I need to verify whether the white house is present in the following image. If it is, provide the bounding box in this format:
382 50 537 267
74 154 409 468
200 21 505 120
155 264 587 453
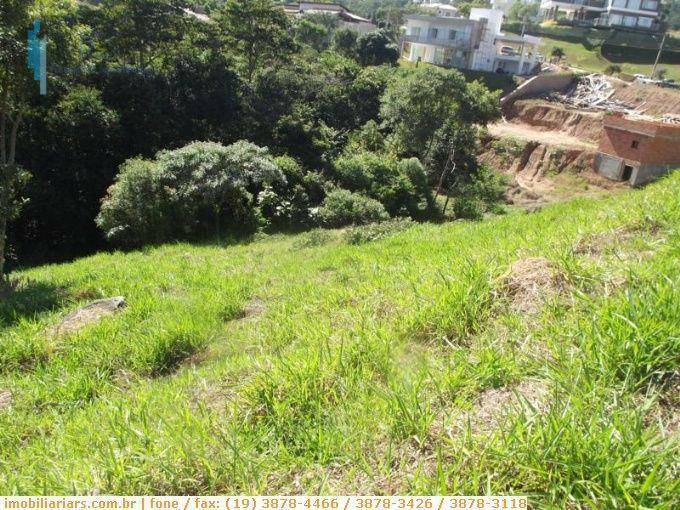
401 8 542 75
539 0 660 31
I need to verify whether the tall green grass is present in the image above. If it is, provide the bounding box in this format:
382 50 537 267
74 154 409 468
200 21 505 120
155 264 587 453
0 172 678 505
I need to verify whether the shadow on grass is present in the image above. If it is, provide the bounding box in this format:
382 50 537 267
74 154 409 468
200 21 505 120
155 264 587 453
0 279 67 329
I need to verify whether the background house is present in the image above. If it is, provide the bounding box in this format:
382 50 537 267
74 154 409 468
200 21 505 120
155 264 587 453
401 8 541 75
539 0 661 31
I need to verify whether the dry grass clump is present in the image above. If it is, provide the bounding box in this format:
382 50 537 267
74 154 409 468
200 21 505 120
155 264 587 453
573 221 663 257
644 384 680 438
233 298 266 321
452 379 550 435
501 258 568 314
0 389 12 411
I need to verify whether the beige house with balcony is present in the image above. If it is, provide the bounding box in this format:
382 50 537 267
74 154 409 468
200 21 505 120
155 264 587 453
401 8 541 75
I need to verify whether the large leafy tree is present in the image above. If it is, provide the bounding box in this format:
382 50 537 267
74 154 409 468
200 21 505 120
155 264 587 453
92 0 189 69
508 0 540 22
380 67 500 186
0 0 81 280
356 30 400 67
381 67 499 157
216 0 296 82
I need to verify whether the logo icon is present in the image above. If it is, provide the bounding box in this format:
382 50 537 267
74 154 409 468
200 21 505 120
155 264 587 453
28 20 47 95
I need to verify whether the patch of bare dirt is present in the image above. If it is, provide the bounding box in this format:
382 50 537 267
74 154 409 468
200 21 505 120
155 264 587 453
47 297 126 337
488 120 598 150
501 258 569 315
479 132 622 212
0 389 12 411
234 298 266 321
651 402 680 438
453 379 550 436
643 380 680 438
611 80 680 117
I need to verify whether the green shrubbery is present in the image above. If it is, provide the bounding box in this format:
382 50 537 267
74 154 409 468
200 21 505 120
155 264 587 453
452 165 508 220
332 152 435 219
97 141 285 246
258 156 326 230
314 189 389 228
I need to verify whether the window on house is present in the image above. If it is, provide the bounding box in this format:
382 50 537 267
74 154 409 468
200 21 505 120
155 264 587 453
637 17 653 28
613 0 626 7
642 0 658 10
411 27 421 37
428 28 439 39
609 14 623 25
631 140 639 149
624 16 637 27
449 29 457 40
627 0 641 10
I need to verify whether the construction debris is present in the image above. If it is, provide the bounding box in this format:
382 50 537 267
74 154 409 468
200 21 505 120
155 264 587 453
551 74 642 115
659 114 680 125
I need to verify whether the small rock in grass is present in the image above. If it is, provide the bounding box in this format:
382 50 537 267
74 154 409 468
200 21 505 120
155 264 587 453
48 297 126 336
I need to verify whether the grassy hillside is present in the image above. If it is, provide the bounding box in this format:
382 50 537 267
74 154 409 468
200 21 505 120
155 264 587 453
1 172 679 504
537 34 680 80
503 23 680 80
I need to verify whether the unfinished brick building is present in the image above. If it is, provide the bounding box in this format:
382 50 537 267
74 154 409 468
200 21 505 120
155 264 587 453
595 114 680 186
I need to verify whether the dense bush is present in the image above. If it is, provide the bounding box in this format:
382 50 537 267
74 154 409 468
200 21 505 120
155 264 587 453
314 189 389 228
452 165 507 220
356 30 400 66
332 152 435 219
258 156 326 230
331 27 358 58
95 159 168 247
6 0 506 270
97 141 285 246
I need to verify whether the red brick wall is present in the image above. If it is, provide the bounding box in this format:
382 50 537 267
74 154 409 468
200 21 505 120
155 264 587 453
599 118 680 166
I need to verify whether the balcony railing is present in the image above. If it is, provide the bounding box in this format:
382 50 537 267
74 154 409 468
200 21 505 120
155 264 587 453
547 0 606 7
402 34 466 48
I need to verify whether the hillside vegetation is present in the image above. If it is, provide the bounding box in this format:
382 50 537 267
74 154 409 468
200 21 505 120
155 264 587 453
1 171 678 504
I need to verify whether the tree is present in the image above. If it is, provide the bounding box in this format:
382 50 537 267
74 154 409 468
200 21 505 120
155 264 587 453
217 0 296 82
508 0 539 23
0 0 82 281
332 27 359 58
294 18 329 51
93 0 189 69
380 67 500 194
380 67 499 158
356 30 400 66
12 87 121 265
551 46 565 63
